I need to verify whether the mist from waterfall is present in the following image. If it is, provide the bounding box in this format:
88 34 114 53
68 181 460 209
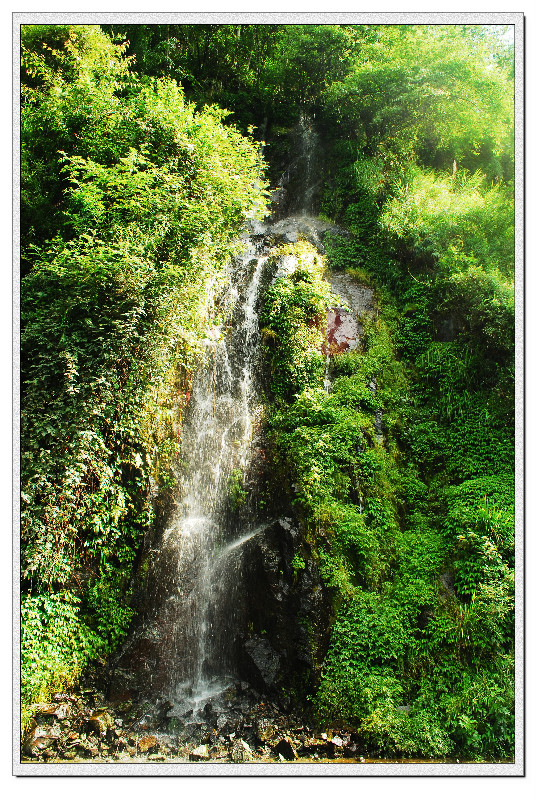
115 113 328 716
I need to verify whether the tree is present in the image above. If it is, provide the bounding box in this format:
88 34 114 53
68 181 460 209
323 25 514 178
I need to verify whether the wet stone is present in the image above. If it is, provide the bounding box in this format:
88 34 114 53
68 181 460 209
203 702 218 727
87 711 113 737
243 636 281 689
75 737 98 757
302 737 330 755
189 744 210 761
230 738 253 763
273 737 298 761
138 734 158 753
20 680 371 765
331 735 344 748
218 716 241 736
37 702 71 720
255 719 275 743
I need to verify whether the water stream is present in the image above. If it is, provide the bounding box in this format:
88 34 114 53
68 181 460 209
157 241 269 710
299 113 321 214
117 112 328 716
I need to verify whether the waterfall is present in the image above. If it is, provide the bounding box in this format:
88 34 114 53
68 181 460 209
153 240 269 709
323 324 332 394
115 114 332 717
299 113 320 214
282 112 322 217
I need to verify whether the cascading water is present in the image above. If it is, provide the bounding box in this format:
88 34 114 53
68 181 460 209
161 115 332 710
299 113 320 214
115 112 335 719
154 241 270 712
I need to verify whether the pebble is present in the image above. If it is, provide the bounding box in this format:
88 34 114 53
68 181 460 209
138 735 158 753
22 687 365 765
189 744 210 761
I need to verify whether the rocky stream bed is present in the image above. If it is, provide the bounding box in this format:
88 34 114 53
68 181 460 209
22 681 374 765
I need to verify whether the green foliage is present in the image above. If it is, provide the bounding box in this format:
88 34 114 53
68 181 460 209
85 571 137 652
447 265 514 357
21 25 267 267
445 475 514 601
266 220 513 760
21 592 102 705
291 552 306 577
20 25 134 269
261 25 365 115
327 591 410 670
261 241 331 400
228 468 248 511
444 660 515 759
323 25 513 178
20 22 515 761
103 24 366 128
378 168 514 379
20 24 268 707
322 233 365 273
381 167 514 278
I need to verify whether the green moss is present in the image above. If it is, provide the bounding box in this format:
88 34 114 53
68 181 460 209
228 468 248 511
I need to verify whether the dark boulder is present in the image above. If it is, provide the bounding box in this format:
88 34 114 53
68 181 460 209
242 636 281 691
273 736 298 761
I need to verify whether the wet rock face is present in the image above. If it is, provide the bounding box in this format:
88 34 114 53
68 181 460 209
327 273 376 354
107 215 336 713
327 309 361 353
238 518 331 699
267 215 348 254
102 220 376 722
268 115 325 220
329 274 375 316
242 636 281 689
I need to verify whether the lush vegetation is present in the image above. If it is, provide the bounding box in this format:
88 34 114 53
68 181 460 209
20 24 267 709
20 23 515 761
256 24 515 761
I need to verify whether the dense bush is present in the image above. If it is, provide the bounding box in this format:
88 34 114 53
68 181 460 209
264 163 514 761
20 24 267 707
260 241 332 400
